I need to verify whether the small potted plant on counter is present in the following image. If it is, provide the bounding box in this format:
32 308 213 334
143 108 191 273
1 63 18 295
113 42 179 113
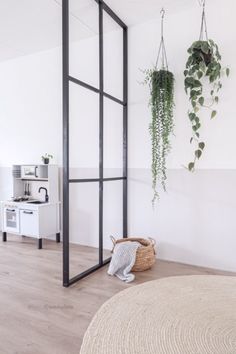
41 153 53 165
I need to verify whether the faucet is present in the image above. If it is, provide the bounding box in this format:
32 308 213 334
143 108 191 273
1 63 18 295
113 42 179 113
38 187 49 202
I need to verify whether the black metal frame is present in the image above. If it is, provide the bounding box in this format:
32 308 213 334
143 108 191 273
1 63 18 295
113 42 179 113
62 0 128 287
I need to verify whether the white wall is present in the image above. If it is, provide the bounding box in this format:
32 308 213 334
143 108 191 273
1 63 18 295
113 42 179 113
127 0 236 272
0 47 62 167
0 0 236 272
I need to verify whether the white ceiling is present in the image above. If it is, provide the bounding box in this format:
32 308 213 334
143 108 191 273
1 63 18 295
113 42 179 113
0 0 194 62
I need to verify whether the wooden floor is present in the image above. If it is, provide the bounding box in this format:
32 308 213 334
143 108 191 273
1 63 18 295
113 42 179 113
0 235 235 354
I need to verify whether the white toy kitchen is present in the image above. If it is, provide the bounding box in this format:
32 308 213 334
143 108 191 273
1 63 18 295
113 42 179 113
1 164 60 249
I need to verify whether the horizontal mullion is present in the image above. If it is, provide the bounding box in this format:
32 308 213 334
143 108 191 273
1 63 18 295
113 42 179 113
104 177 126 182
69 76 125 106
69 177 126 183
69 76 99 93
103 92 125 106
69 178 100 183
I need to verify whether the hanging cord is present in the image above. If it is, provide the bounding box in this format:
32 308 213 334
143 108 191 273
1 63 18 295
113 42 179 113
155 8 168 70
199 0 209 41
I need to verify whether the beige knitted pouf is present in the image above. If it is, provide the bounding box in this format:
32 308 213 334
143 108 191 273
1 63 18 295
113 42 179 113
80 275 236 354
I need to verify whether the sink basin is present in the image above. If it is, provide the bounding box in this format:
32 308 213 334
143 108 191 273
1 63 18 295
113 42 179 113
27 201 46 204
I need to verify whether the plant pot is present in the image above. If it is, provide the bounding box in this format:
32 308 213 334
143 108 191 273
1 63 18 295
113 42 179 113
43 158 49 164
193 47 212 66
152 69 173 90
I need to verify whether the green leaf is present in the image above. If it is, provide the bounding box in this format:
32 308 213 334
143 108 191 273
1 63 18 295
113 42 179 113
201 41 210 54
184 70 189 77
188 162 195 171
209 75 215 83
191 100 196 108
195 149 202 159
190 137 193 144
189 67 195 76
199 97 204 106
190 90 198 98
226 68 230 77
188 112 196 121
185 77 195 87
196 132 200 138
192 41 202 49
199 142 205 150
186 57 193 68
209 39 215 47
193 79 202 88
199 61 206 72
211 110 217 119
197 71 203 79
194 116 200 124
215 96 219 103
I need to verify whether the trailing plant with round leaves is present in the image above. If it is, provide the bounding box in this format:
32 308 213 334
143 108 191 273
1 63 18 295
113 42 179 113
184 39 230 171
144 69 174 204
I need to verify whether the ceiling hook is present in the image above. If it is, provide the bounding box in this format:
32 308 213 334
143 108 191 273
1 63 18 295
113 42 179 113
160 8 165 19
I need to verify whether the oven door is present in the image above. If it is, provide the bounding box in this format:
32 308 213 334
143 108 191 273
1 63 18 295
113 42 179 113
3 207 20 233
21 165 47 179
21 165 38 179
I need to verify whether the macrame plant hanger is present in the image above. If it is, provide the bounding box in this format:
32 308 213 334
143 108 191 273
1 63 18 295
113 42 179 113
199 0 209 41
155 8 168 71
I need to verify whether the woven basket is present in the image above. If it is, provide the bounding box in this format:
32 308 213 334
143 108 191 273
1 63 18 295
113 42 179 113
110 236 156 272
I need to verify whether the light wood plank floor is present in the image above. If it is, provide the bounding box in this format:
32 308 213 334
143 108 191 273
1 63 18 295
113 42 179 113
0 235 235 354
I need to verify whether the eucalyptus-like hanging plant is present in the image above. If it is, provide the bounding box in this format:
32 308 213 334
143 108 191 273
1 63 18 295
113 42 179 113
185 2 229 171
144 9 175 205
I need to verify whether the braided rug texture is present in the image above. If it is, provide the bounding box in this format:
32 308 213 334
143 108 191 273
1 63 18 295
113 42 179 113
80 275 236 354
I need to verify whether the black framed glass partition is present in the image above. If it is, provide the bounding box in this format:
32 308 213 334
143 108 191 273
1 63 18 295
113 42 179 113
62 0 128 287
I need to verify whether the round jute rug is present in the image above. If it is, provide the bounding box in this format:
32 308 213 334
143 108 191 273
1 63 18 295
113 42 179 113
80 275 236 354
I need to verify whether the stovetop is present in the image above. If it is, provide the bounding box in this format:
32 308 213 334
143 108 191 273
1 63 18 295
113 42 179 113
11 196 30 202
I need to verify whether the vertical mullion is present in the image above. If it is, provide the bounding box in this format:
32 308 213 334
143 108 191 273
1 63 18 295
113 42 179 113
62 0 70 287
123 27 128 238
99 1 104 265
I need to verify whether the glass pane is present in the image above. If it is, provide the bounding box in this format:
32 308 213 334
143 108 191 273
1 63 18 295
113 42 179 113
69 82 99 179
69 182 99 279
103 181 123 261
103 98 123 178
69 0 99 88
103 12 123 100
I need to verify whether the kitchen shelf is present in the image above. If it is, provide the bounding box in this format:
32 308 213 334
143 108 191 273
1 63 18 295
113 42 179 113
20 178 49 181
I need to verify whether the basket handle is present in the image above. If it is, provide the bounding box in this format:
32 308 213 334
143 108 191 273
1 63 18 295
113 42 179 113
110 235 117 253
148 237 157 254
148 237 156 247
110 235 117 246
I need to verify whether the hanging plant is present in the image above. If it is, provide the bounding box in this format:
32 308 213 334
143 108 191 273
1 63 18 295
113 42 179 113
144 9 175 205
185 0 230 171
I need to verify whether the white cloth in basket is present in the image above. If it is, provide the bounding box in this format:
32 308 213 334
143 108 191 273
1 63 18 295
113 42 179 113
107 241 140 283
